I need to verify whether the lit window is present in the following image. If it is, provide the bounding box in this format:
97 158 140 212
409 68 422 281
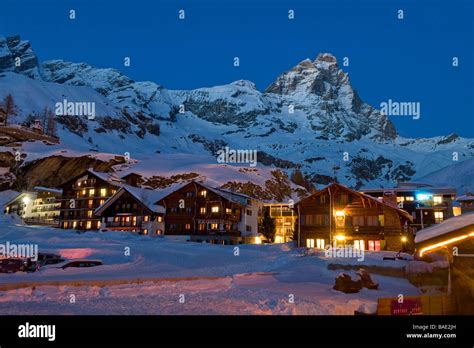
434 211 444 223
185 223 191 230
405 196 414 201
87 210 93 218
306 239 315 248
125 216 130 222
226 208 232 214
99 199 105 205
156 229 162 235
157 216 163 222
100 188 107 197
397 196 405 203
86 221 92 229
368 240 381 251
200 190 207 197
82 189 86 196
143 229 148 235
144 216 149 222
200 207 206 214
89 189 95 197
433 196 443 204
88 199 93 207
72 221 77 229
211 206 219 213
210 223 218 230
198 223 205 231
132 216 137 226
316 239 325 249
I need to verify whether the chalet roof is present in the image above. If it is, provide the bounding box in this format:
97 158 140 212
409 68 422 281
456 194 474 202
295 182 413 221
3 191 37 207
415 212 474 244
33 186 63 195
60 168 125 188
154 181 252 206
94 185 165 216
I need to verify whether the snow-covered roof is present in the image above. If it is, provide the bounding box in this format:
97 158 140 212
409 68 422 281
3 191 37 207
94 185 165 215
415 212 474 244
86 169 124 187
456 194 474 202
199 183 249 206
33 186 63 194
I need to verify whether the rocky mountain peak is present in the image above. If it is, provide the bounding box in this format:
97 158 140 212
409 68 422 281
0 35 41 79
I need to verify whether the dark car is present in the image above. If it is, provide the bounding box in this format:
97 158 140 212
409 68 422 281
0 258 27 273
56 259 103 269
37 253 63 266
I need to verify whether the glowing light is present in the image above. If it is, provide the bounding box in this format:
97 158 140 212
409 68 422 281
419 232 474 257
22 196 30 204
335 210 345 217
416 193 432 201
335 235 346 241
255 236 262 244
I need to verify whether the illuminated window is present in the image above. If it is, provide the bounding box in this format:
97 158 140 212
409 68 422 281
199 190 207 197
156 229 162 235
88 199 93 207
210 223 218 230
100 188 107 197
157 216 163 222
306 239 315 248
114 216 119 222
99 199 105 205
63 222 68 228
72 221 77 229
198 223 205 231
434 211 444 223
368 240 381 251
89 189 95 197
143 229 148 235
132 216 137 226
200 207 206 214
82 189 86 196
316 239 325 249
405 196 414 201
144 216 149 222
226 208 232 214
185 223 191 230
354 240 365 250
211 206 219 213
125 216 130 222
87 210 93 218
397 196 405 203
86 221 92 229
433 196 443 204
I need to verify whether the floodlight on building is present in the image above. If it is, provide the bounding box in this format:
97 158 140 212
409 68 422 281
335 235 346 241
22 196 30 204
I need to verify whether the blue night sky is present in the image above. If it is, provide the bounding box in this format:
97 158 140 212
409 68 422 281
1 0 473 137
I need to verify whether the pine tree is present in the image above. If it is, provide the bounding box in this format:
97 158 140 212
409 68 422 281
258 208 276 242
2 94 18 125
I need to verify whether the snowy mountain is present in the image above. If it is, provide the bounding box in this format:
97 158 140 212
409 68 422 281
0 34 472 198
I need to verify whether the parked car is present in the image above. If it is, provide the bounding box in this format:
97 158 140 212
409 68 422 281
37 253 63 266
0 258 27 273
54 259 103 269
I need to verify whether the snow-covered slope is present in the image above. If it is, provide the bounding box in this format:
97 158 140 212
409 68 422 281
0 34 472 195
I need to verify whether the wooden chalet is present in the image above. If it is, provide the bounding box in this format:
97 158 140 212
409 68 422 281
294 183 413 251
94 185 164 235
59 169 124 230
156 181 262 245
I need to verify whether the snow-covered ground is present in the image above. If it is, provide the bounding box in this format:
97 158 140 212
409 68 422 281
0 215 421 314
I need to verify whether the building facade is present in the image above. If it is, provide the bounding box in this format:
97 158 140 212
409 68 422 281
295 183 413 252
265 203 296 243
361 182 457 231
94 185 165 235
59 169 123 230
4 187 62 225
156 181 263 244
